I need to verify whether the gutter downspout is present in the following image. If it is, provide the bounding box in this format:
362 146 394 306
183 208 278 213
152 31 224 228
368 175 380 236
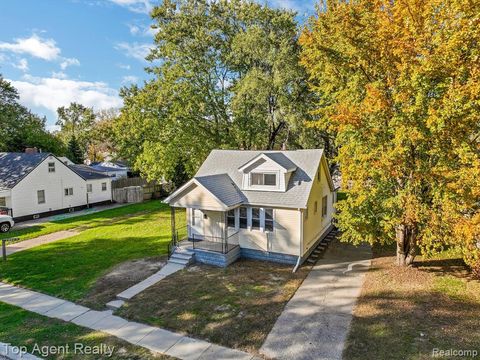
293 208 304 273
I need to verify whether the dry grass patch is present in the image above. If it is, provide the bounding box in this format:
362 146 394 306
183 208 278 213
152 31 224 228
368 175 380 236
79 256 167 309
118 259 310 354
344 246 480 360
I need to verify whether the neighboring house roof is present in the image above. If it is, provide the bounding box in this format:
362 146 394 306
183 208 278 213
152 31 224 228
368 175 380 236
90 164 127 173
0 152 50 189
69 165 112 180
166 149 333 209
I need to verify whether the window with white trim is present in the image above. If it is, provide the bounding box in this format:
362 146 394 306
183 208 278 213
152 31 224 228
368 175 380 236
64 187 73 196
251 173 277 186
227 209 235 228
239 207 248 229
48 162 55 173
101 182 107 191
322 195 328 217
265 208 274 231
37 190 45 204
0 197 6 207
251 207 260 230
87 184 92 193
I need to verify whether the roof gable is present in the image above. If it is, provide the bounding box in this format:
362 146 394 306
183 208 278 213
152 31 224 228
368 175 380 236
0 152 50 189
238 152 297 173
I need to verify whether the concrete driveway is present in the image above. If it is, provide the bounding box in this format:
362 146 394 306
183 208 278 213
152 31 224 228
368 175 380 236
261 240 371 360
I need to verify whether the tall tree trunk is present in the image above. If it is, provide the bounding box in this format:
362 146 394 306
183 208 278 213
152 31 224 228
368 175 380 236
396 223 417 266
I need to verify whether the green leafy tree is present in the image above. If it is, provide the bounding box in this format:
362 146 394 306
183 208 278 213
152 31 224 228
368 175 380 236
115 0 324 183
0 76 65 154
56 102 95 158
67 135 84 164
301 0 480 269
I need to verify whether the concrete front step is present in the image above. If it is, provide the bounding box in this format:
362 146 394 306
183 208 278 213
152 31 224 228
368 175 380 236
171 253 193 261
168 258 190 266
106 299 125 310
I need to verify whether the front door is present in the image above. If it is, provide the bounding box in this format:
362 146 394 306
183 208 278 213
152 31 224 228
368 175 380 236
191 208 204 239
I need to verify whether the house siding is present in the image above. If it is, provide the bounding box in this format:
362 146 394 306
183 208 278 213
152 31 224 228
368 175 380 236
302 158 333 255
86 178 112 204
11 155 86 218
172 184 225 210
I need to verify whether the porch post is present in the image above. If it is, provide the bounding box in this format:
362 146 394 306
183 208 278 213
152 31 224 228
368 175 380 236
223 211 228 253
170 206 176 243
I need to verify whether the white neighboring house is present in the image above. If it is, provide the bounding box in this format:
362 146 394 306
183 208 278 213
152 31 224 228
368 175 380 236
164 149 337 268
0 152 112 221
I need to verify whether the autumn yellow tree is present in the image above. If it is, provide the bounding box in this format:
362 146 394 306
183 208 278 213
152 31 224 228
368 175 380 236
301 0 480 269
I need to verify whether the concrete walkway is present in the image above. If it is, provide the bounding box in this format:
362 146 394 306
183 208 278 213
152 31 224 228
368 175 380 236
261 240 372 360
0 282 254 360
108 262 185 309
5 230 79 256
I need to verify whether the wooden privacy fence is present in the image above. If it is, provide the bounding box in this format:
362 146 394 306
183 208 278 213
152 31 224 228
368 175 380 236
112 177 167 202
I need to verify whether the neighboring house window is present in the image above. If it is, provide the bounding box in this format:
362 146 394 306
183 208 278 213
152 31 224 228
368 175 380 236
48 162 55 173
239 207 248 229
227 209 235 228
322 195 328 217
265 208 274 232
37 190 45 204
251 173 277 186
314 201 318 214
87 184 92 193
111 174 116 178
0 197 5 207
251 207 260 230
101 182 107 191
64 188 73 196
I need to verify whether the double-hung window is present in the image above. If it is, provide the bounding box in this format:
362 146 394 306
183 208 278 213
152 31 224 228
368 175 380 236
251 208 260 230
322 195 328 217
64 187 73 196
227 209 235 228
87 184 92 193
48 162 55 173
37 190 45 204
239 207 248 229
101 182 107 191
265 208 274 231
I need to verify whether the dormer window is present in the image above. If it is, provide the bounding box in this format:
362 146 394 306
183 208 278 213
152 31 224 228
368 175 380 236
251 173 277 186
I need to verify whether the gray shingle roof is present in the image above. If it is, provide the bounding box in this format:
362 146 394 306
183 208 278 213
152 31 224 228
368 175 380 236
0 152 50 189
195 174 246 207
69 165 112 180
195 149 325 209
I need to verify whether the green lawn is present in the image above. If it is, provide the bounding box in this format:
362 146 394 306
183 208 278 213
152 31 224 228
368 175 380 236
0 201 164 242
0 302 171 360
0 202 186 302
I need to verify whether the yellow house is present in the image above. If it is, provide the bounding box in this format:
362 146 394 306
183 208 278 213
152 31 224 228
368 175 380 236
164 149 336 269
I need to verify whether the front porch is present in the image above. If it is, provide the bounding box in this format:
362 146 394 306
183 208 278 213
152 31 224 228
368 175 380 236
169 207 240 266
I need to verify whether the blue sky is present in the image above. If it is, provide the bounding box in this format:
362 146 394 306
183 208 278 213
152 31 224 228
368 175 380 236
0 0 315 130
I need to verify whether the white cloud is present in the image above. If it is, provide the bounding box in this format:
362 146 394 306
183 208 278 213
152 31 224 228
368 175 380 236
128 24 141 35
117 63 131 70
122 75 138 84
0 34 60 61
115 42 152 62
13 58 29 72
51 71 68 79
127 22 158 37
109 0 152 14
9 76 123 115
60 57 80 70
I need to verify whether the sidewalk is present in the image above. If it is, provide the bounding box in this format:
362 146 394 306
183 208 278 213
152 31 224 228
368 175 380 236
5 230 79 256
261 240 372 360
0 282 254 360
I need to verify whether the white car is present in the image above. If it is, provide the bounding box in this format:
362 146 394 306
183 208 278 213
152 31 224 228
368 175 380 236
0 215 14 233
